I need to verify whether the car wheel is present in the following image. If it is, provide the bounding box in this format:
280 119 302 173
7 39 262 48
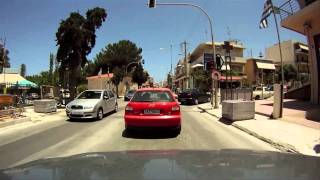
97 108 103 120
173 126 181 135
194 99 199 105
114 103 118 112
255 95 260 100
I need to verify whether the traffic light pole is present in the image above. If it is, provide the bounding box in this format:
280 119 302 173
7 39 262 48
151 2 218 109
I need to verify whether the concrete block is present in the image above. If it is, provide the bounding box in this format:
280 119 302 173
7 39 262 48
222 100 255 121
34 99 57 113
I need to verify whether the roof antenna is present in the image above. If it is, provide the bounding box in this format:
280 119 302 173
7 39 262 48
259 52 263 58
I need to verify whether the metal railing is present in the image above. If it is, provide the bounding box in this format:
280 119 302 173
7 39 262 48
278 0 301 20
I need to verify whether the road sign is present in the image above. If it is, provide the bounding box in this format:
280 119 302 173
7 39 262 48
211 70 220 80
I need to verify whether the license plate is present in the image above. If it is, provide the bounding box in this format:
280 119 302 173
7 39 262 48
71 111 83 115
144 109 160 115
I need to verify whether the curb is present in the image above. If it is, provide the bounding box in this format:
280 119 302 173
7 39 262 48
197 106 221 119
0 117 32 129
197 105 300 154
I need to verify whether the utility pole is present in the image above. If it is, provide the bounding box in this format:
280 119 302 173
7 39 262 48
183 41 188 89
107 67 110 90
170 44 173 90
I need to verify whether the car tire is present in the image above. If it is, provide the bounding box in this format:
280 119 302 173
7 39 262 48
194 99 199 105
97 108 103 120
174 126 181 135
255 95 260 100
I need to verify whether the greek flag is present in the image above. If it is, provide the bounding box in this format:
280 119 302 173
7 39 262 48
259 0 273 29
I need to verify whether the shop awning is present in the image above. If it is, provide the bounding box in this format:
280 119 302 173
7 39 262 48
298 44 309 51
256 62 276 70
220 76 245 81
191 64 204 68
17 79 38 88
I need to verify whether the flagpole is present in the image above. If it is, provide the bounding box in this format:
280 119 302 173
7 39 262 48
270 0 284 118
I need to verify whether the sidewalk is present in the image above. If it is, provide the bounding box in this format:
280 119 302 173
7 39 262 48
255 98 320 130
0 106 67 129
198 102 320 157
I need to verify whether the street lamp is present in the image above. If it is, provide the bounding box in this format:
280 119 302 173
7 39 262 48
147 0 218 108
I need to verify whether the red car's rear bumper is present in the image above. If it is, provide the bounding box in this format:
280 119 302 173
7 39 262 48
125 114 181 128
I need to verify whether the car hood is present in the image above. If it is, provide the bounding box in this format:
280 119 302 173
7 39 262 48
67 99 100 107
1 149 319 180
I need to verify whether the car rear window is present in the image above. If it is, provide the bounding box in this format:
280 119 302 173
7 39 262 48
128 90 136 94
131 91 174 102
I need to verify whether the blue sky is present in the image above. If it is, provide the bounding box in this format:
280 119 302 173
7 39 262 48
0 0 306 82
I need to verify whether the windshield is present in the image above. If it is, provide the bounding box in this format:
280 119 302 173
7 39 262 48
77 91 101 99
1 0 319 176
131 91 174 102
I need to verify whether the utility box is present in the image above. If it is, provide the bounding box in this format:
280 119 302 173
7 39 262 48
222 100 255 121
34 99 57 113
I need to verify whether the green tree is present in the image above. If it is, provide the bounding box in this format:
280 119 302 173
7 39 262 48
95 40 143 97
55 7 107 98
167 73 172 88
26 71 50 86
48 53 54 85
132 64 149 88
0 44 10 72
283 64 297 82
111 67 125 97
20 64 26 77
191 68 211 91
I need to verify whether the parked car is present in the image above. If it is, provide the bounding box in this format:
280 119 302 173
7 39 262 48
253 86 274 100
178 89 211 105
124 89 136 101
124 88 181 134
66 90 118 120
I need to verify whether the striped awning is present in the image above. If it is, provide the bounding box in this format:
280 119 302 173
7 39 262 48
256 62 276 70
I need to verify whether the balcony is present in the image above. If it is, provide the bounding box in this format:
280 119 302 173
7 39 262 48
279 0 320 34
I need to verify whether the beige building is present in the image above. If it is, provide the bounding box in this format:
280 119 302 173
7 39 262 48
87 73 138 96
279 0 320 104
174 55 191 91
245 58 276 86
265 40 310 80
188 41 247 88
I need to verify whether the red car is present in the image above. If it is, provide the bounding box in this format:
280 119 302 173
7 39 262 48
124 88 181 133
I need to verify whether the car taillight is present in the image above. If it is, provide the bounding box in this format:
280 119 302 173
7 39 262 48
125 106 133 111
171 106 180 111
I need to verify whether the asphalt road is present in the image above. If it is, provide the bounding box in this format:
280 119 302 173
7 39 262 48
0 100 277 169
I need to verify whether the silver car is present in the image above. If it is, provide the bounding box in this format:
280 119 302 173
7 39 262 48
66 90 118 120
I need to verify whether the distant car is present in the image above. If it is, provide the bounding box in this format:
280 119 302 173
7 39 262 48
253 86 274 100
28 93 39 99
124 90 136 101
124 88 181 134
178 89 211 105
66 90 118 120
